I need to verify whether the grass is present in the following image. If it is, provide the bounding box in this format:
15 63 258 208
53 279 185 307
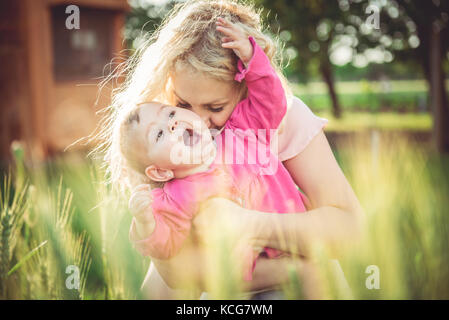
0 151 149 299
300 91 427 112
331 133 449 299
1 133 449 299
292 79 449 112
318 111 432 132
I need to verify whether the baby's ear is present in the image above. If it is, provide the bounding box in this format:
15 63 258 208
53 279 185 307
145 165 174 182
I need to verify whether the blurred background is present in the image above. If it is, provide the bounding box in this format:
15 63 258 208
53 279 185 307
0 0 448 299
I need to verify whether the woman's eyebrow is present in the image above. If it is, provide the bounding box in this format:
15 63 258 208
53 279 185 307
173 91 228 105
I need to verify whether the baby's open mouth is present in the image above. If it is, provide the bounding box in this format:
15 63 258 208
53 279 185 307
183 128 201 147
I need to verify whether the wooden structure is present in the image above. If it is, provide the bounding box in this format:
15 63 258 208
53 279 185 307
0 0 129 166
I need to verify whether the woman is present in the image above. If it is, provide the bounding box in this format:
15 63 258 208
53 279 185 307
139 97 363 299
101 0 364 299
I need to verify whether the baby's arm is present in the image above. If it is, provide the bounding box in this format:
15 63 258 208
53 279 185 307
216 17 254 66
216 18 287 132
129 184 193 260
128 184 156 240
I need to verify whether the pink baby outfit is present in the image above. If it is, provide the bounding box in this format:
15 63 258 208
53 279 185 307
130 37 307 280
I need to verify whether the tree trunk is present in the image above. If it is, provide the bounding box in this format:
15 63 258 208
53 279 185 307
320 57 342 118
429 25 449 154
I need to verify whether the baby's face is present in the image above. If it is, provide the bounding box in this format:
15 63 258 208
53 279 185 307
136 102 216 175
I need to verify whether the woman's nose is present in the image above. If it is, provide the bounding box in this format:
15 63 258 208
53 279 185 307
201 116 211 129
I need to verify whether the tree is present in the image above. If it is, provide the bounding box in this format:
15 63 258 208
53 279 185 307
257 0 348 118
125 0 176 49
344 0 449 153
396 0 449 153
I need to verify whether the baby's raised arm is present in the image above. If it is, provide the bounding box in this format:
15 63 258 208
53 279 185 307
216 18 287 133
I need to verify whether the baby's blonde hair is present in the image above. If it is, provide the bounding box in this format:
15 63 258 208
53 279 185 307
118 104 146 174
95 0 292 189
118 103 165 189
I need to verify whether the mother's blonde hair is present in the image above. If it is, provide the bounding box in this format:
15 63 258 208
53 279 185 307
96 0 292 189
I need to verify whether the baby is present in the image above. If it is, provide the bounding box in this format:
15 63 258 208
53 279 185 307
121 33 307 281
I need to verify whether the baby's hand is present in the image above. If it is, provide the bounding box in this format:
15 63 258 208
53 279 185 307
129 184 154 225
216 17 254 65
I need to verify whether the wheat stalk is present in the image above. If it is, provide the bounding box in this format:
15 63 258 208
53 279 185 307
0 210 12 297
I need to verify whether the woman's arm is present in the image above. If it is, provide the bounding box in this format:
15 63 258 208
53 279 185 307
274 130 365 256
255 130 364 257
149 239 205 291
194 131 365 259
148 232 304 293
141 121 364 292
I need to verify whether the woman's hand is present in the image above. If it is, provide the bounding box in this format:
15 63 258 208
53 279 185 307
193 197 264 281
216 17 254 65
193 197 256 248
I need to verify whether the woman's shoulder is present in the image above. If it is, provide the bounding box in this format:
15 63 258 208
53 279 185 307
286 96 327 123
276 96 328 162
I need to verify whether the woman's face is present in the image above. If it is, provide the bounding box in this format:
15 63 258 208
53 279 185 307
170 69 241 131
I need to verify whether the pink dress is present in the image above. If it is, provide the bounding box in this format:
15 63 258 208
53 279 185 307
130 37 313 280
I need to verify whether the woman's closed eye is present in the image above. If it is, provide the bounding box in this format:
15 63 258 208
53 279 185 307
176 102 191 109
208 105 224 113
169 110 176 118
176 101 224 113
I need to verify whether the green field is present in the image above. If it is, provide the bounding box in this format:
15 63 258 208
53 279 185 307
318 111 432 132
292 79 449 112
1 134 449 299
0 81 445 300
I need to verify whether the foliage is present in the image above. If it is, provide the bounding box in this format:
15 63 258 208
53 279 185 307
1 132 449 299
294 79 446 113
124 0 177 50
0 143 149 299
